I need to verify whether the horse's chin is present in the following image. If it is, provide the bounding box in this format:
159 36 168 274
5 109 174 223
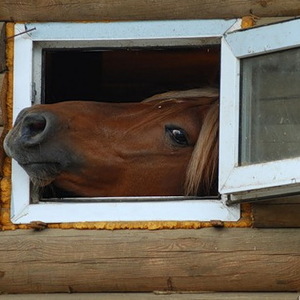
30 176 55 187
19 162 61 187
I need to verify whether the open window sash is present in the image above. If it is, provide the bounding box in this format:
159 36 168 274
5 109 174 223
219 18 300 202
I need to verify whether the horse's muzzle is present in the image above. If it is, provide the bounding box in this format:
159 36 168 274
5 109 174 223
3 108 74 185
3 108 57 161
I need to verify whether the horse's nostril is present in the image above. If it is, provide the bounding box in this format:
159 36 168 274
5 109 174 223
28 118 46 135
22 114 48 145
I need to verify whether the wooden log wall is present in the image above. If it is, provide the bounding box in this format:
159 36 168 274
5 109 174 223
0 23 5 73
0 23 7 177
0 0 300 22
253 196 300 228
0 293 300 300
0 228 299 294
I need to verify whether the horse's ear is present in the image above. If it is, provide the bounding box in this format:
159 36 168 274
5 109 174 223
184 100 219 196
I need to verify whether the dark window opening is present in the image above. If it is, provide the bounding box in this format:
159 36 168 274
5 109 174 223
43 46 220 104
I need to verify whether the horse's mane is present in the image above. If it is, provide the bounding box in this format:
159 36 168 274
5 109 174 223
144 88 219 196
143 88 219 102
185 99 219 196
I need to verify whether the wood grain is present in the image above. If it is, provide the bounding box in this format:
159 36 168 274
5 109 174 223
0 73 6 127
0 23 5 73
0 73 7 177
253 196 300 228
0 228 299 293
0 292 299 299
0 0 300 22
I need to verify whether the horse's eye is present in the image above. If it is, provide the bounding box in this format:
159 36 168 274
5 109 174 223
165 125 189 146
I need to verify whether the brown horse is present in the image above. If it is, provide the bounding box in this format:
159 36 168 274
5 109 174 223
4 88 219 197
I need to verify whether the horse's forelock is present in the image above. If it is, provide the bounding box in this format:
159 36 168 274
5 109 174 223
184 100 219 196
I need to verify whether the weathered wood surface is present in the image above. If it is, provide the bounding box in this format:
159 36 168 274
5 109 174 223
0 292 299 300
0 73 6 128
0 0 300 22
0 23 5 73
0 228 299 294
0 25 6 148
0 73 7 177
253 196 300 228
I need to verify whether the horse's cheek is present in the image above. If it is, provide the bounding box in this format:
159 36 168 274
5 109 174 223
122 155 188 196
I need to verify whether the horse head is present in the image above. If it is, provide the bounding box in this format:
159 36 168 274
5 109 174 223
4 89 219 197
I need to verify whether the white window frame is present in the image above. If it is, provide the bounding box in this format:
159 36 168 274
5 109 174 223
219 18 300 201
11 20 243 224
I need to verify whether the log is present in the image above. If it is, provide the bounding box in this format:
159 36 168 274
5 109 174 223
0 292 299 299
253 196 300 227
0 73 8 177
0 228 299 293
0 23 5 73
0 0 300 22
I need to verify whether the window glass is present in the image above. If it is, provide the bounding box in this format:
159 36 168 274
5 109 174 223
240 47 300 165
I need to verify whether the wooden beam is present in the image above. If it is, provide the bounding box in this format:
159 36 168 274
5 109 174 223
0 228 299 294
0 73 6 127
0 23 5 73
253 204 300 227
253 196 300 228
0 73 7 177
252 195 300 228
0 292 299 299
0 0 300 22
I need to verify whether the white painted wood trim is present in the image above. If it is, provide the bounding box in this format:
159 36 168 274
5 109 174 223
27 20 237 41
11 24 33 220
219 37 240 194
11 20 241 224
225 18 300 58
221 158 300 194
12 199 240 223
13 24 33 120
